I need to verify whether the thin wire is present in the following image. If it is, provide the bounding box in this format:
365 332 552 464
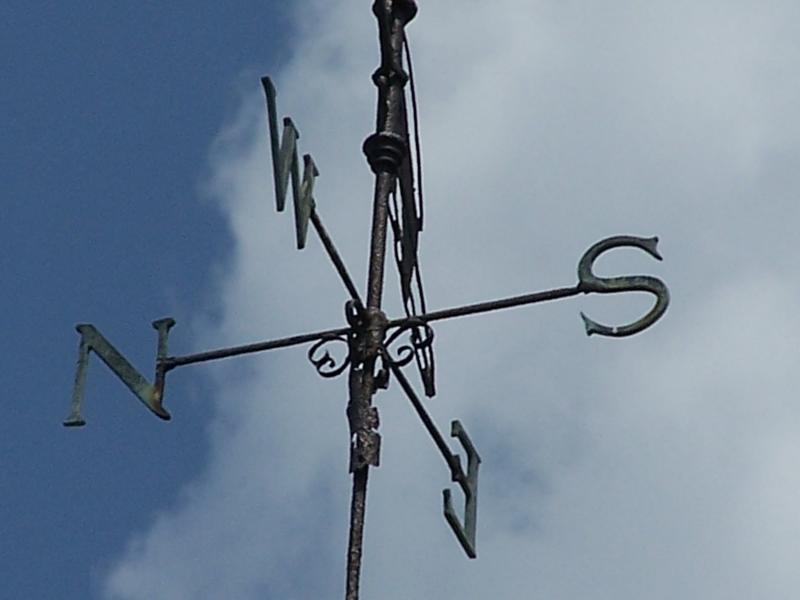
403 34 424 230
403 34 428 316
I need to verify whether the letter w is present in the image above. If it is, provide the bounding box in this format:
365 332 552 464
261 76 319 250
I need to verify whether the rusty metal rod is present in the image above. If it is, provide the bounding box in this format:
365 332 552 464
388 285 581 327
345 3 419 597
383 351 462 478
160 285 582 372
311 209 364 308
161 325 352 370
345 468 369 600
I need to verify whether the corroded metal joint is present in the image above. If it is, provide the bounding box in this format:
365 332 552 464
346 304 389 377
363 132 407 174
348 407 381 471
363 307 388 357
347 365 382 471
345 304 386 472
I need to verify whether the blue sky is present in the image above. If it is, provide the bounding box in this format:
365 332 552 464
2 3 291 597
5 2 800 599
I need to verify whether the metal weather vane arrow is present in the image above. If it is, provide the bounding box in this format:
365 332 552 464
63 2 669 599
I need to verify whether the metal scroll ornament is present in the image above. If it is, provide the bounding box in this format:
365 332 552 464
383 318 434 365
308 334 352 378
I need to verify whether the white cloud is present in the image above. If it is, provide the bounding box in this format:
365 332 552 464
104 2 800 599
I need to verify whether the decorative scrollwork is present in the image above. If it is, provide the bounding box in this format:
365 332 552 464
308 334 351 378
382 318 436 396
384 319 434 366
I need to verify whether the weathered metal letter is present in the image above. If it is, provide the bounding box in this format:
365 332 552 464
63 319 175 427
443 420 480 559
577 235 669 337
261 76 318 250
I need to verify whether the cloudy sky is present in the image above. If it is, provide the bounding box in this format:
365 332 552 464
4 1 800 598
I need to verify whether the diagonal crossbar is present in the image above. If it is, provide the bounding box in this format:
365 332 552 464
383 352 480 558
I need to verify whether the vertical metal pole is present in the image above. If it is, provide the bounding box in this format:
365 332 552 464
345 2 418 598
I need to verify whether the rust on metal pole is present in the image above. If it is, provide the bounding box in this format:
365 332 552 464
345 1 418 598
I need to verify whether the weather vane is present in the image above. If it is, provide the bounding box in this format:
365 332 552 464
64 2 669 599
